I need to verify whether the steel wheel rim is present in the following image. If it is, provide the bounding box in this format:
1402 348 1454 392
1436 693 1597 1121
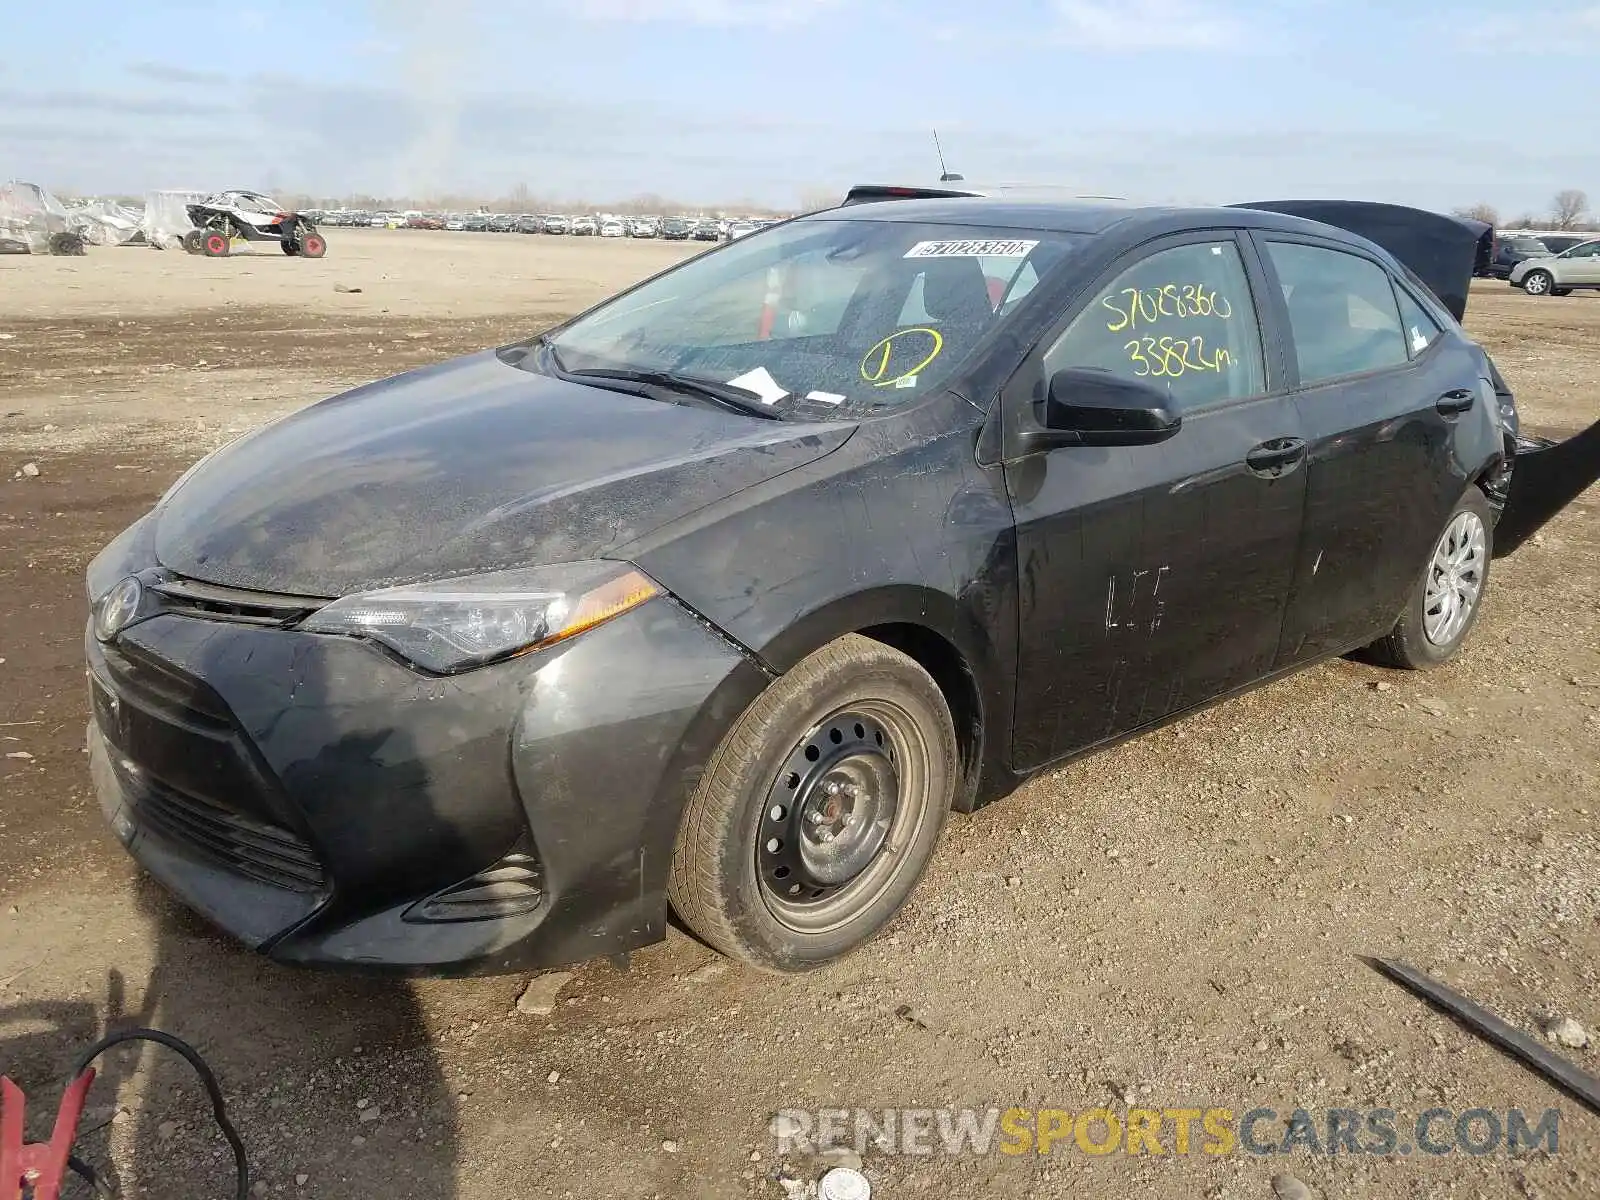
1423 510 1486 646
757 700 932 934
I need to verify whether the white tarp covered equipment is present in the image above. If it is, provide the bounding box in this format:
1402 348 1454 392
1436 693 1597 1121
141 189 208 249
0 180 72 253
67 198 145 246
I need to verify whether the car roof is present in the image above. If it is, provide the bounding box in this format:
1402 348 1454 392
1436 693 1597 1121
804 194 1356 240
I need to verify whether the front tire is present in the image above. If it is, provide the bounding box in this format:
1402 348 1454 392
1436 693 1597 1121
1522 270 1553 296
668 634 957 972
1367 488 1493 669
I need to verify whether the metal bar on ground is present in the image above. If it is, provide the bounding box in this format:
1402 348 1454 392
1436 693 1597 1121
1363 956 1600 1116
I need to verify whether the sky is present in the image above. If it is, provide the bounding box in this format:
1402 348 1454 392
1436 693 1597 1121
1 0 1597 216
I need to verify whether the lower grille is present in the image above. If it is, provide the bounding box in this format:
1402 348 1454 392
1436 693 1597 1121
109 748 327 894
405 850 545 923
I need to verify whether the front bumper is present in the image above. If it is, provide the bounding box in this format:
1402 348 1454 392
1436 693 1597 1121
86 591 768 975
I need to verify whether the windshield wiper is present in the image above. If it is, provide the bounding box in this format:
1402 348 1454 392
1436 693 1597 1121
566 366 784 420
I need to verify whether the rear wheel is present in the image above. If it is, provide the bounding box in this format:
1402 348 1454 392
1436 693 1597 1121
201 229 231 257
668 634 957 972
1522 270 1553 296
1366 488 1493 669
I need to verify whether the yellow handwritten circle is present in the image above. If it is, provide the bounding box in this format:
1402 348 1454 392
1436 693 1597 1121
860 327 944 388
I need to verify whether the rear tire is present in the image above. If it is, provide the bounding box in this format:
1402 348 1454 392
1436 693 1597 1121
667 634 956 972
182 229 205 255
1366 488 1493 669
1521 270 1553 296
201 229 231 257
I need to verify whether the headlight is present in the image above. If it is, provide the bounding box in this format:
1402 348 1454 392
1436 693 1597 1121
300 561 661 674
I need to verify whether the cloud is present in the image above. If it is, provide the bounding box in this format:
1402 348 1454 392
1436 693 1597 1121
126 61 231 86
2 66 1589 221
1457 5 1600 51
568 0 843 26
0 87 222 119
1051 0 1249 49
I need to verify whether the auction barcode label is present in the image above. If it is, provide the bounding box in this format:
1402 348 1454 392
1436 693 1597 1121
904 239 1039 259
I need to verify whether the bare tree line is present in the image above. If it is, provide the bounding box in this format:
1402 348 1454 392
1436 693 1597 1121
274 185 799 217
54 181 1597 230
1455 190 1595 231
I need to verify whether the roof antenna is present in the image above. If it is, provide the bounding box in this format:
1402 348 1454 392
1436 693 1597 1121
933 128 963 183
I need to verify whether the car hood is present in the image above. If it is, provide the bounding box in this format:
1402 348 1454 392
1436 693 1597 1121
152 350 854 597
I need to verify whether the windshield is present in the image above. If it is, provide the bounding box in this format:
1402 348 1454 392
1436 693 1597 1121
543 218 1084 419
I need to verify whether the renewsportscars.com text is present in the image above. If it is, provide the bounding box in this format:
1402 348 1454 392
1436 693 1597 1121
771 1106 1562 1158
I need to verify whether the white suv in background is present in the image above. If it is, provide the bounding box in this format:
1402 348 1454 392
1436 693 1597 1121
1510 238 1600 296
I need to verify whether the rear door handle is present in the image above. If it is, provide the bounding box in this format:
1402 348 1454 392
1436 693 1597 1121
1245 437 1307 478
1437 388 1476 415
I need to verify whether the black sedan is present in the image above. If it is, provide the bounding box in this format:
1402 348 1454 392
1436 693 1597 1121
1488 234 1551 278
85 195 1596 976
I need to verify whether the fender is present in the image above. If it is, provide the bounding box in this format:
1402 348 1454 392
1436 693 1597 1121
732 584 1012 813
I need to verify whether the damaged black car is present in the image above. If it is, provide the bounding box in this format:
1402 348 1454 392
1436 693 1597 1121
85 195 1599 975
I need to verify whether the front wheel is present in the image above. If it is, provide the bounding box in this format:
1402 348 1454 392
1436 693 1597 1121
668 634 957 972
1522 270 1553 296
1366 488 1493 669
297 230 327 258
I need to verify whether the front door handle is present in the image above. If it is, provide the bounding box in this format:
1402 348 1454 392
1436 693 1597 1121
1245 437 1307 478
1437 388 1475 415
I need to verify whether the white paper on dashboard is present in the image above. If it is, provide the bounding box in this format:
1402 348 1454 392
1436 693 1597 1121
725 367 790 405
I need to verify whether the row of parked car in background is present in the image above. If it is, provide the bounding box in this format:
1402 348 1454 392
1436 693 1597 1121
1482 228 1600 296
302 208 779 243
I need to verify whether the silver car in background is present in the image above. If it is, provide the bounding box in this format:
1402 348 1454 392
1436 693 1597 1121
1509 238 1600 296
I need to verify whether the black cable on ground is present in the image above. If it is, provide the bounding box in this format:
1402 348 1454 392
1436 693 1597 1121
69 1028 249 1200
68 1154 115 1197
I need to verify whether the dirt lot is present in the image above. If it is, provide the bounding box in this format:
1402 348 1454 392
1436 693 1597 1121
2 230 1596 1200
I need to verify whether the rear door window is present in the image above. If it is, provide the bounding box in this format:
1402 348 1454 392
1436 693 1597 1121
1263 242 1409 385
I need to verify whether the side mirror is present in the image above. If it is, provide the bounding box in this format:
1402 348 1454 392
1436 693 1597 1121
1028 368 1183 449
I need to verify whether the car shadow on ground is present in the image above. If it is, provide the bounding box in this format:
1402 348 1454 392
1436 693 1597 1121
3 636 466 1199
2 870 461 1200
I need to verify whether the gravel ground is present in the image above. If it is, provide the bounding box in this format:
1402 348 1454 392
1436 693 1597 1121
1 231 1596 1199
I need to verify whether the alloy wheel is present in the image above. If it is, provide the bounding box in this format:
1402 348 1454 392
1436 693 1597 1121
1423 510 1487 646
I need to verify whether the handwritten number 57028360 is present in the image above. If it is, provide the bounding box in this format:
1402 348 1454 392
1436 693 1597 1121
1103 284 1233 333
